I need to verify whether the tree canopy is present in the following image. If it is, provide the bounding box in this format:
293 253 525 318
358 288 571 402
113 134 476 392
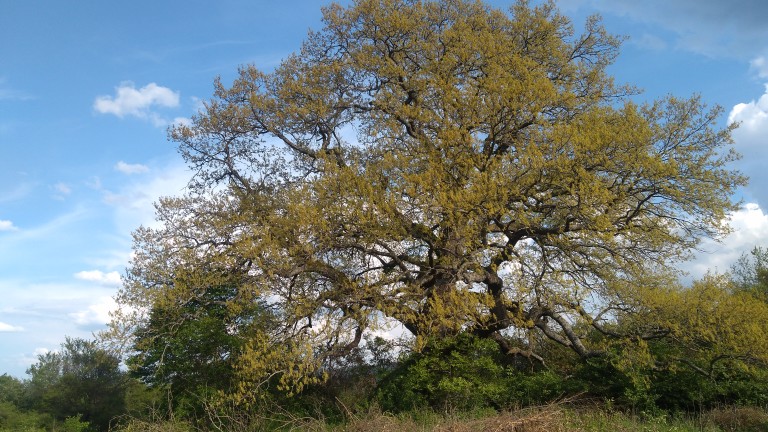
112 0 745 398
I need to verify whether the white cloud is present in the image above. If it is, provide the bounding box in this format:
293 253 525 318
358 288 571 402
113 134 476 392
94 82 180 124
750 56 768 79
684 203 768 279
85 249 134 272
0 77 32 101
728 85 768 207
54 182 72 195
115 161 150 175
0 220 18 232
32 347 51 357
52 182 72 200
74 270 122 287
729 85 768 132
102 159 191 232
0 321 23 332
70 296 117 327
0 208 87 252
17 347 53 369
172 117 192 127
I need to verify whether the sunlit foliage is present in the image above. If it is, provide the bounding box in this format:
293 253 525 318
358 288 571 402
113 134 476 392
110 0 745 401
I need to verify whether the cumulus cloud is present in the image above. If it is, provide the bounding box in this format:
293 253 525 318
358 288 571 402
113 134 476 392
728 85 768 206
684 203 768 279
115 161 150 175
74 270 122 287
729 85 768 131
70 296 117 327
94 82 180 125
0 321 23 332
0 220 18 232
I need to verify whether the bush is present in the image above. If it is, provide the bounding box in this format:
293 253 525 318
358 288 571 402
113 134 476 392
0 400 51 431
61 416 91 432
376 333 575 413
376 334 506 411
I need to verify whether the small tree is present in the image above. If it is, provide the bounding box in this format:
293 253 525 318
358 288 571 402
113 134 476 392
732 246 768 298
127 279 277 417
26 337 127 431
0 373 26 407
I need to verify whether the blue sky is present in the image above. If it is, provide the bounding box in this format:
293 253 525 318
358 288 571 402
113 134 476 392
1 0 768 378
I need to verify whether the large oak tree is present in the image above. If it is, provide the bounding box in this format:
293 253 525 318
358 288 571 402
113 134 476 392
113 0 745 396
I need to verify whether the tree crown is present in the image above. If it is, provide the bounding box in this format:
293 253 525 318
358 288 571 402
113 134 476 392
115 0 745 396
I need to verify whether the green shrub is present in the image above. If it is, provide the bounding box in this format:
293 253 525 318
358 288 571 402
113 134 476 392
61 415 91 432
0 400 51 431
376 334 505 411
376 333 576 413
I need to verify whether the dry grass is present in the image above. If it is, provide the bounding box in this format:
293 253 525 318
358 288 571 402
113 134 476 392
324 402 735 432
703 406 768 432
330 403 571 432
111 401 768 431
437 407 569 432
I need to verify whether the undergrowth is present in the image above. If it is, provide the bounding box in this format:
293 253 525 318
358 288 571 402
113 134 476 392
110 403 768 431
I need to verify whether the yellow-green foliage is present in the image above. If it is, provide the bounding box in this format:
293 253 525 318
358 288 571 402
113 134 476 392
659 275 768 376
110 0 746 404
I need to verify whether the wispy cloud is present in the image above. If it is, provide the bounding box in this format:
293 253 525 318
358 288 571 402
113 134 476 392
0 208 87 248
86 176 102 190
0 220 18 232
17 348 53 369
102 159 191 232
0 182 34 204
52 182 72 200
94 82 180 126
634 33 667 51
750 56 768 79
0 77 33 101
115 161 150 175
0 321 23 332
74 270 122 287
561 0 768 59
70 296 117 327
54 183 72 195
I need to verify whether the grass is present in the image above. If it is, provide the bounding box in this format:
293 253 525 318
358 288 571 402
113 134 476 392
111 404 768 431
318 404 768 432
